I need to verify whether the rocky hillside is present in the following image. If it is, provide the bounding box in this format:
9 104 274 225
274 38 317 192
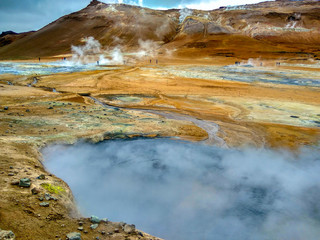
0 0 319 59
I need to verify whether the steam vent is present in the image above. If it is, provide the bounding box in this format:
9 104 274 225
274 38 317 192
0 0 319 239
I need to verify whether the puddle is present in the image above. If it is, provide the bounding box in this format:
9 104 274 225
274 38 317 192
43 139 320 240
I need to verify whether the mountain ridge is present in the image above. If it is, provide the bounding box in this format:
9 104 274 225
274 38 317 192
0 0 319 60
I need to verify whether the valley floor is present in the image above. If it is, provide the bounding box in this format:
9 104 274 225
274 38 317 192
0 56 319 239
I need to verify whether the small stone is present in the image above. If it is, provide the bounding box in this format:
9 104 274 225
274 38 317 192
114 229 120 233
31 188 41 195
39 197 44 201
61 224 65 228
66 232 81 240
90 224 99 230
45 193 51 200
101 231 106 235
78 221 84 226
95 237 100 240
77 227 84 231
83 230 88 234
9 166 13 169
48 106 53 109
123 224 135 234
8 173 14 176
0 230 15 240
4 106 9 110
101 218 108 223
39 202 49 207
37 174 45 180
19 178 31 188
90 215 101 224
138 232 144 237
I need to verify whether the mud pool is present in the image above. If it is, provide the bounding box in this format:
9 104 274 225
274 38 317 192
43 139 320 240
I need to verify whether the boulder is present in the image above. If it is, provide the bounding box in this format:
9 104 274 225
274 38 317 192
66 232 81 240
19 178 31 188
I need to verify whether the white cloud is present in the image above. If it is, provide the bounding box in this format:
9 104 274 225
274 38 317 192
179 0 274 10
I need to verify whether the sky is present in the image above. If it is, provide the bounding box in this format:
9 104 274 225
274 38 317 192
0 0 273 33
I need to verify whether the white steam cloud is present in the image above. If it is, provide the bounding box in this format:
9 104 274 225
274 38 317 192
179 0 274 10
103 0 143 6
43 139 320 240
179 8 193 23
71 37 102 64
70 36 124 65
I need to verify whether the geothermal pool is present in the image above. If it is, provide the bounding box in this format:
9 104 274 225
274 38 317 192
0 61 118 75
43 139 320 240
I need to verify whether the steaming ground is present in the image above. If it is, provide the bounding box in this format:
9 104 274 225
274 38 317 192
43 139 320 240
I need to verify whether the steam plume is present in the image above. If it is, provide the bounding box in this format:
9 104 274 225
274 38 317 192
43 139 320 240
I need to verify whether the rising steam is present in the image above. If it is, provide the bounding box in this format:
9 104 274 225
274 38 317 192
43 139 320 240
70 37 124 65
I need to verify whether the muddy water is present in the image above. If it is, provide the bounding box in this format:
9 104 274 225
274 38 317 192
89 96 226 147
43 139 320 240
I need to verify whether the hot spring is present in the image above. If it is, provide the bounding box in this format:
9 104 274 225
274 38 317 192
43 139 320 240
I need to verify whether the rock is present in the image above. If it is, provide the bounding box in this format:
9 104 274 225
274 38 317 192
9 166 13 169
138 231 144 237
123 224 135 234
11 180 19 185
101 218 108 223
37 174 45 180
45 193 51 200
0 230 15 239
114 229 120 233
19 178 31 188
77 227 83 231
39 202 49 207
101 231 106 235
90 224 99 230
26 109 30 112
4 107 9 110
48 106 53 109
39 197 44 201
78 221 84 226
66 232 81 240
31 188 41 195
7 173 14 176
90 215 101 224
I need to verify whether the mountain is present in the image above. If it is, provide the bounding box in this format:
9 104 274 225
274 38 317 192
0 31 34 48
0 0 319 60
